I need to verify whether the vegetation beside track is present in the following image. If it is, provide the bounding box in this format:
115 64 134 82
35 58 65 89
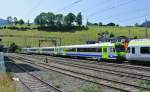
139 80 150 92
0 73 16 92
0 26 150 47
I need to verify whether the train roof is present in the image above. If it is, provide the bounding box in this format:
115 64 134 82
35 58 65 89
128 39 150 46
22 42 115 49
22 47 40 49
58 42 114 48
39 47 55 49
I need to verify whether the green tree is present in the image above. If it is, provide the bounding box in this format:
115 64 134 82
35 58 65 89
47 12 55 27
27 20 30 26
110 33 115 37
135 23 139 27
34 12 48 26
99 22 103 26
64 15 70 26
64 13 76 27
13 17 18 25
18 19 24 25
34 15 41 25
7 16 13 24
76 12 82 26
9 43 19 53
55 14 63 28
107 22 116 26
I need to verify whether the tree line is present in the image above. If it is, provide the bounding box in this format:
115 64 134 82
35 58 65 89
87 22 119 27
6 16 27 25
34 12 83 30
4 12 84 31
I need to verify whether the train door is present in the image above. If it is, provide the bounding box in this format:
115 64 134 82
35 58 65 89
62 48 66 56
102 46 109 59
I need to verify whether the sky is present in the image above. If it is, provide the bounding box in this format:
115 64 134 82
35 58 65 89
0 0 150 25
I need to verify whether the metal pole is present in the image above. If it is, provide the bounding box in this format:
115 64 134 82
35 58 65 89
145 19 148 38
39 40 40 47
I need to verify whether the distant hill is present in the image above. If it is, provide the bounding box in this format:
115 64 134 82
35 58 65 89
0 19 7 26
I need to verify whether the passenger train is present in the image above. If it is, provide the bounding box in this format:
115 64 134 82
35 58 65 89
21 39 150 62
21 42 126 62
126 39 150 62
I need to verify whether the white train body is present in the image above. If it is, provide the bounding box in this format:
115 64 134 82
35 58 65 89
21 42 126 61
126 39 150 62
40 47 55 55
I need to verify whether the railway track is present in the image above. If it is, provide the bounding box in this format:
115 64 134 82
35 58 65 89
23 54 150 72
19 54 150 81
8 54 150 92
50 56 150 71
7 59 62 92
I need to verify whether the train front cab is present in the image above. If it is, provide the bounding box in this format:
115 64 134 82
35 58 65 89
115 43 127 61
100 43 126 62
100 43 117 62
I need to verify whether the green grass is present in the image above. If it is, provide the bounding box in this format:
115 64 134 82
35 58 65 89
0 74 16 92
82 85 101 92
70 84 101 92
139 80 150 92
0 26 149 47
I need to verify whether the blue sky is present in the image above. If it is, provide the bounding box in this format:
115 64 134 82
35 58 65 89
0 0 150 25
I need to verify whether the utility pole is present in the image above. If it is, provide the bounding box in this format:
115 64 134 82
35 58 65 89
128 28 131 37
145 19 148 38
86 18 89 27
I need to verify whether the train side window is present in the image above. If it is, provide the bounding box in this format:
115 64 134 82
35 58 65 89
110 47 114 52
67 48 76 52
77 48 98 52
103 48 107 52
97 48 102 52
30 49 37 51
113 48 116 52
140 47 150 54
132 47 135 54
42 49 54 51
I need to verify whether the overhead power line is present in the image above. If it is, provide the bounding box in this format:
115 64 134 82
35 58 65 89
56 0 83 13
94 5 150 21
73 0 82 4
117 13 150 23
25 0 42 18
87 0 137 19
81 0 111 13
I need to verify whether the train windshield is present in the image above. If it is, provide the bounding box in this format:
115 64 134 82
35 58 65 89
115 45 125 52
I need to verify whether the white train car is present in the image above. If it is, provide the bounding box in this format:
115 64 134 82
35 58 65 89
21 42 126 61
126 39 150 62
21 48 29 54
57 43 118 60
40 47 55 55
21 47 40 54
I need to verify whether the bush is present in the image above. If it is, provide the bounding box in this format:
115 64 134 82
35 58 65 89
8 43 20 53
110 33 115 37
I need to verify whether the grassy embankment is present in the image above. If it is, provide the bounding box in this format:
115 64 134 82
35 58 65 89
0 74 16 92
0 26 149 47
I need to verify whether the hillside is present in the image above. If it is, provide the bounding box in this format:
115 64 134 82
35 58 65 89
0 19 7 26
0 26 149 47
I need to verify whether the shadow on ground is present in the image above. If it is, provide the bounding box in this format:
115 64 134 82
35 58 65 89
5 57 41 73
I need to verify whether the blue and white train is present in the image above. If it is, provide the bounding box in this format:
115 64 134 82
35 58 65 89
21 42 126 61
